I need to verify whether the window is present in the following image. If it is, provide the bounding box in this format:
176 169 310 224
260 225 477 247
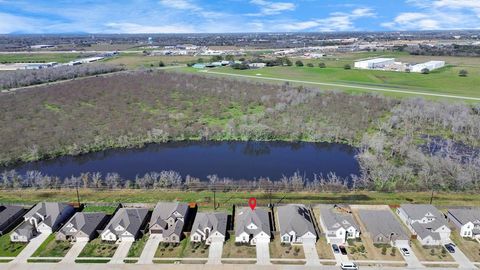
283 236 289 242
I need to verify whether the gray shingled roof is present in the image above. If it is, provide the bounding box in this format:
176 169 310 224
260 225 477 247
448 208 480 226
358 209 408 241
277 204 316 237
235 207 270 237
191 212 228 237
14 221 34 236
24 202 71 227
319 204 359 231
149 202 188 228
401 204 448 232
104 208 148 236
0 205 24 227
59 212 107 237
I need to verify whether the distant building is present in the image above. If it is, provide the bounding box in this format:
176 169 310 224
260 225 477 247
248 63 266 69
235 207 271 245
190 212 228 245
410 61 445 73
30 45 55 49
447 208 480 240
192 63 206 69
358 209 409 247
56 212 108 242
101 208 149 242
277 204 317 244
354 58 395 69
318 204 360 244
148 202 190 243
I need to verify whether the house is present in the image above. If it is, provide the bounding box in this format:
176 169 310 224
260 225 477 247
397 204 451 246
318 204 360 244
10 202 75 242
235 207 271 245
149 202 190 243
101 208 148 242
0 205 26 235
358 209 409 247
447 208 480 240
277 204 317 244
190 212 228 245
56 212 108 242
248 62 266 69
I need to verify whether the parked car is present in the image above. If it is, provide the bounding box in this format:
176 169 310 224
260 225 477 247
332 244 340 254
339 245 348 255
340 262 359 270
400 247 410 256
445 244 455 253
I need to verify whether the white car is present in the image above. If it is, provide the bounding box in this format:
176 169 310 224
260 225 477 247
340 262 359 270
400 247 411 256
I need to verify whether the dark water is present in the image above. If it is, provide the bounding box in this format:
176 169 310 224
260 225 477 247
4 141 360 181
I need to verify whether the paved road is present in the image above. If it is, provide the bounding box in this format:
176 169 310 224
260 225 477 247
397 244 423 268
11 232 49 263
61 240 88 264
449 244 476 269
109 240 133 264
256 240 271 265
303 241 320 266
137 234 162 264
200 70 480 101
206 237 224 265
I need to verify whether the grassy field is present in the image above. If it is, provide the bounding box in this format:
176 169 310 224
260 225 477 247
104 53 197 68
0 233 26 257
31 234 71 257
0 53 85 63
1 189 480 212
78 238 117 257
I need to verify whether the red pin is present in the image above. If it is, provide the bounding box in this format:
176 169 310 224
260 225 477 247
248 197 257 210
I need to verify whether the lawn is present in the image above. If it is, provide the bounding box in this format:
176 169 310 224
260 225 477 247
0 53 84 63
0 233 27 257
269 238 305 259
222 236 256 258
410 240 453 262
346 238 371 260
78 238 117 257
316 236 335 260
105 53 197 69
371 243 403 261
449 232 480 262
82 205 118 214
127 233 149 257
154 239 188 258
182 238 209 258
31 234 72 257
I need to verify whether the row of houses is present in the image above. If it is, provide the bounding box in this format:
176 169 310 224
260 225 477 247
2 202 479 249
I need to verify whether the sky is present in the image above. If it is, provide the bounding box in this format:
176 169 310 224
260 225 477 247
0 0 480 34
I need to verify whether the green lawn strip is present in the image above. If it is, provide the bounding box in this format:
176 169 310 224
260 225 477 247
0 259 12 263
32 234 72 257
75 258 110 263
78 238 117 257
82 205 118 214
127 233 149 257
124 259 138 263
27 258 61 263
0 233 27 257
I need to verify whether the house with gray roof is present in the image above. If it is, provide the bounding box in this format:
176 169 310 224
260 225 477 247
57 212 108 242
235 207 271 245
101 208 148 242
447 208 480 240
277 204 317 244
318 204 360 244
149 202 190 243
397 204 451 246
190 212 228 245
10 202 75 242
0 205 26 235
358 209 409 247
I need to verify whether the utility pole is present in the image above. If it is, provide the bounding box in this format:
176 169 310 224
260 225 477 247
75 184 81 207
213 188 216 210
429 185 434 205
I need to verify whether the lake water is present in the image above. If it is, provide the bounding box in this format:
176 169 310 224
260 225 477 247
4 141 360 181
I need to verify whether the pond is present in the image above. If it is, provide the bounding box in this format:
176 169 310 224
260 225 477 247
4 141 360 182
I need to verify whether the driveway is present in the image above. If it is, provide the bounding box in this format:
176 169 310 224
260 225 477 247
109 240 133 264
137 234 162 264
61 240 88 264
397 244 423 268
333 252 349 265
207 237 224 265
448 244 475 269
303 241 320 266
11 232 49 263
255 239 271 265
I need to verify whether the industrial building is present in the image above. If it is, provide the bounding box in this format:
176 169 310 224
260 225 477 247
409 60 445 73
354 58 395 69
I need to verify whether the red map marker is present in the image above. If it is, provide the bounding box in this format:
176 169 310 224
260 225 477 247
249 197 257 210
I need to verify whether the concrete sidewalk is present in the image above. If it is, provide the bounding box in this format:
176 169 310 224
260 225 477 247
61 241 88 264
109 240 133 264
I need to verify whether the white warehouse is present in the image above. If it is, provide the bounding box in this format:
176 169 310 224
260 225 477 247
354 58 395 69
410 61 445 73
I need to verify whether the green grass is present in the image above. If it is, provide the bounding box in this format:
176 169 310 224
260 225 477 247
75 258 110 263
0 53 84 64
78 238 117 258
27 258 61 263
82 205 118 214
0 233 27 257
127 233 149 257
31 234 71 257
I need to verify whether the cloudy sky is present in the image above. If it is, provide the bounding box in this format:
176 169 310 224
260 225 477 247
0 0 479 34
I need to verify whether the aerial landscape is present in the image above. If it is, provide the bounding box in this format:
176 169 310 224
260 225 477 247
0 0 480 270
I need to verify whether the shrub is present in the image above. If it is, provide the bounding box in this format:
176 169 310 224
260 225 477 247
381 246 387 255
306 63 314 67
295 60 304 67
459 69 468 77
344 64 351 70
318 62 326 68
